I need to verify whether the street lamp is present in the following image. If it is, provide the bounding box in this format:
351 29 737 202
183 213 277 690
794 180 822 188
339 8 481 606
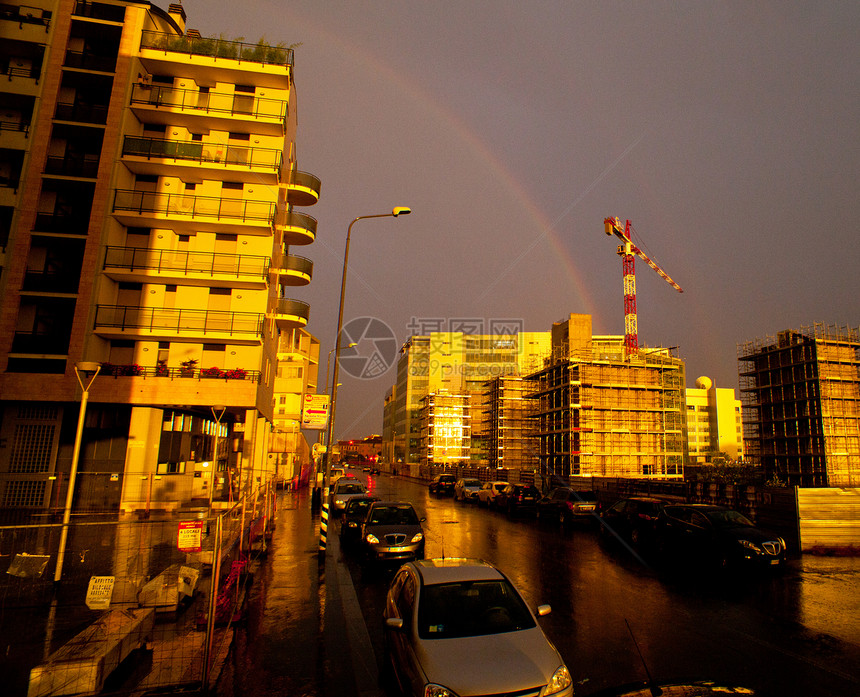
322 207 410 497
54 361 101 583
325 343 357 394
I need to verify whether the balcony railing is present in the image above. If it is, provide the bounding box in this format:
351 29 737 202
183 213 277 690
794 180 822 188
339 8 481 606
34 212 91 234
130 84 287 122
113 189 276 224
54 101 108 124
0 4 51 29
282 254 313 276
0 119 29 135
272 298 310 323
122 136 281 171
284 170 321 207
140 30 293 67
63 50 116 72
104 246 269 279
94 305 265 336
98 362 261 382
44 155 99 178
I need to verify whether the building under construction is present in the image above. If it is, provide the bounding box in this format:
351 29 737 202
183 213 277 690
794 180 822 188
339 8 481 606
418 391 471 466
527 314 686 479
484 376 539 470
738 323 860 487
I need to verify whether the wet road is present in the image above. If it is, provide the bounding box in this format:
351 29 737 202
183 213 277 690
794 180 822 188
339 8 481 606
223 474 860 697
348 474 860 696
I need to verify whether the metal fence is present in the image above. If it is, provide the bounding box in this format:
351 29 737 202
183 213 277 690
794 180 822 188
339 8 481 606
0 482 278 697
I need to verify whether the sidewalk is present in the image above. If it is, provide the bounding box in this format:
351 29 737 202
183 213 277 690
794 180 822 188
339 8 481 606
215 488 382 697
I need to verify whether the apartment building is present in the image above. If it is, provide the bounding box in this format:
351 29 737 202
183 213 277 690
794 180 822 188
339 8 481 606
738 324 860 487
0 1 319 513
685 376 744 463
527 314 687 479
418 391 471 466
484 376 539 470
388 330 550 464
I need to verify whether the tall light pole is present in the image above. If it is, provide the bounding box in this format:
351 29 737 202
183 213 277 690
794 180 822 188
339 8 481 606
320 207 410 545
54 361 101 583
208 405 226 516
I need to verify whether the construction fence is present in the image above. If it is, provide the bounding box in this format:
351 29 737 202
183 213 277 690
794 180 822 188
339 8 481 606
0 481 278 697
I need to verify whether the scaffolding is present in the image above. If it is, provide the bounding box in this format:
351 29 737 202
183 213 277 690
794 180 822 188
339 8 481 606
738 323 860 487
483 377 539 470
526 346 686 479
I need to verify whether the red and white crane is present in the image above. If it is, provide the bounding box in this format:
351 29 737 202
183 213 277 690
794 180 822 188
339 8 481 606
604 217 683 355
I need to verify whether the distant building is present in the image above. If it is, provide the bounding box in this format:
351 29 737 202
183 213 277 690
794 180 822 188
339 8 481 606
419 392 470 466
527 314 687 479
0 2 319 513
738 324 860 487
685 376 744 463
338 435 383 464
389 331 551 464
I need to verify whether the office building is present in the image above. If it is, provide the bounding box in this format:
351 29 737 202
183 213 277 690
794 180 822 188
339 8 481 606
685 376 744 463
0 1 320 513
738 324 860 487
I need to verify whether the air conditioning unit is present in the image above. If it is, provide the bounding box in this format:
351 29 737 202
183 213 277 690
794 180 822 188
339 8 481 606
138 73 153 87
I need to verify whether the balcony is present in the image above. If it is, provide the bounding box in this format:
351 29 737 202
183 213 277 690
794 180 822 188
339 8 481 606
54 100 108 125
138 31 292 89
33 211 91 235
275 210 317 245
112 189 275 236
271 298 309 329
93 305 265 344
275 254 313 286
283 170 321 207
130 84 288 136
0 4 51 43
63 50 116 73
103 246 269 289
44 154 100 179
121 136 282 185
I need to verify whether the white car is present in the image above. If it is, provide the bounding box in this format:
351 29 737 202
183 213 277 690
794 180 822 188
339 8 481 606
383 558 572 697
454 477 482 502
476 480 509 508
329 478 367 515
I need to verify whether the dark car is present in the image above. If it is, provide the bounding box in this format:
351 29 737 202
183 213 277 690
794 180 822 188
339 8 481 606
599 496 668 547
428 473 457 496
536 488 600 526
360 501 425 568
495 484 540 517
339 495 379 547
656 504 786 570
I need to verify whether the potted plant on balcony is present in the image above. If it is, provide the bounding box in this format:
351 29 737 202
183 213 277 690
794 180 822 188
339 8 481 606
155 360 169 377
179 359 198 377
201 366 225 379
224 367 247 380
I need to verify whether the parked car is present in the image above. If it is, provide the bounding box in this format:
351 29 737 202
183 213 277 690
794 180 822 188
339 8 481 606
536 488 600 526
359 501 425 568
428 473 457 496
383 558 573 697
477 480 509 508
339 495 379 547
330 467 346 483
599 496 668 548
329 478 368 516
495 483 540 517
656 504 786 569
454 477 482 502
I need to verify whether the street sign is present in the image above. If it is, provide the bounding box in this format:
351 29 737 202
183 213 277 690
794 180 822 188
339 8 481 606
302 393 330 430
86 575 115 610
177 521 204 553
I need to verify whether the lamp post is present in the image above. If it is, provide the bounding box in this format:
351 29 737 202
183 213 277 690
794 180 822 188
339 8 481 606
319 207 410 547
54 361 101 583
208 405 226 516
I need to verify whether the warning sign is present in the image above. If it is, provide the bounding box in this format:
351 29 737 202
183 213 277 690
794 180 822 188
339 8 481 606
86 575 115 610
177 521 204 553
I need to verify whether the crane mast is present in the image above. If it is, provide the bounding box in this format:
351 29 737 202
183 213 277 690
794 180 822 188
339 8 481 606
604 217 682 355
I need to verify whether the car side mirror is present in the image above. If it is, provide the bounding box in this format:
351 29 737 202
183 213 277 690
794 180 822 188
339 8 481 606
385 617 404 631
536 604 551 617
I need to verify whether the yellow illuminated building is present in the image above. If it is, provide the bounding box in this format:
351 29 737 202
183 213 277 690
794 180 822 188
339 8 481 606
0 1 319 512
684 376 744 463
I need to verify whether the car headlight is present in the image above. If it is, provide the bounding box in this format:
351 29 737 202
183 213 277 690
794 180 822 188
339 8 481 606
334 498 344 505
738 539 762 552
425 683 459 697
544 665 572 696
411 532 424 543
365 533 380 544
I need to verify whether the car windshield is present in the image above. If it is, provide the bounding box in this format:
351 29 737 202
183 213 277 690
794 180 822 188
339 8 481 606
336 483 365 494
463 479 480 487
368 505 419 526
345 500 373 516
703 508 754 528
493 483 507 492
417 580 536 639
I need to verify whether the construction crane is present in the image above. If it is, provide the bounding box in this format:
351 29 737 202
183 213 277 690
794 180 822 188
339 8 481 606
604 217 683 355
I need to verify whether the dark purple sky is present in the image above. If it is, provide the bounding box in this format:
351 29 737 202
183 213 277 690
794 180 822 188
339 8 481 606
181 1 859 440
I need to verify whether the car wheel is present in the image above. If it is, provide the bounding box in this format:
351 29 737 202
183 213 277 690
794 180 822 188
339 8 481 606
559 511 567 527
630 528 641 546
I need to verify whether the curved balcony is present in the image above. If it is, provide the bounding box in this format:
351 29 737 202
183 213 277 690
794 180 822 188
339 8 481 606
283 170 320 207
93 305 264 345
271 298 309 329
275 210 316 246
103 246 269 289
275 253 313 286
130 84 288 136
112 188 275 236
121 136 282 185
